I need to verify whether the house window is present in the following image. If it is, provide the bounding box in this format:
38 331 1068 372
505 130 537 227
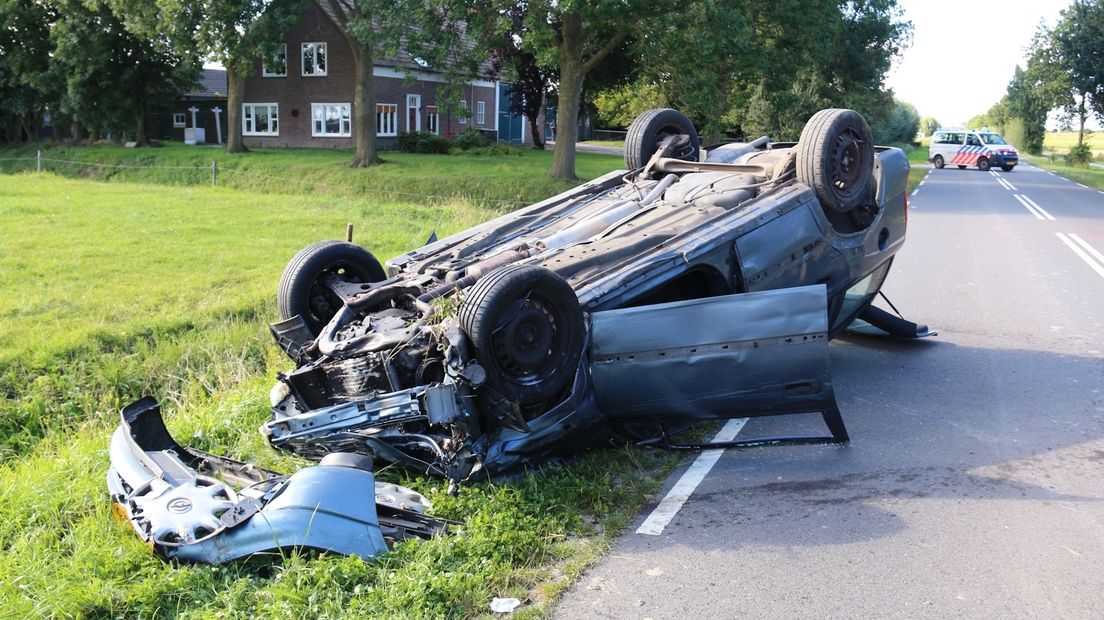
426 106 439 135
476 100 485 125
302 42 327 76
458 99 468 124
242 103 278 136
172 113 185 128
376 103 397 136
311 103 351 137
263 44 287 77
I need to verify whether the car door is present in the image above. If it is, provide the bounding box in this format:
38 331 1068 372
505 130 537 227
588 284 837 423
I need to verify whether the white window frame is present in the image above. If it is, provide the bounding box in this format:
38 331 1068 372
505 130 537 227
426 105 439 135
172 113 185 128
476 100 485 125
458 99 468 124
376 103 398 137
263 44 287 77
242 103 279 136
311 103 352 138
301 42 328 77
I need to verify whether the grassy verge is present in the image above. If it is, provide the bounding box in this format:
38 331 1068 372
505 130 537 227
0 170 684 618
905 146 928 192
1022 154 1104 190
0 142 621 207
1043 130 1104 160
580 139 625 149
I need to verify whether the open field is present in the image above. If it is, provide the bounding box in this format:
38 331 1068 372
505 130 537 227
1042 130 1104 159
0 147 687 618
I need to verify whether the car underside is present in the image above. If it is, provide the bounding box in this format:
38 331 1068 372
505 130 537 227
107 108 930 563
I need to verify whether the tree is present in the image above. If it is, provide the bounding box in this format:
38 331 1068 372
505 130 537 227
0 0 58 143
151 0 303 153
594 82 667 129
51 0 199 144
1047 1 1104 150
876 99 919 144
484 4 554 149
318 0 476 167
918 116 939 137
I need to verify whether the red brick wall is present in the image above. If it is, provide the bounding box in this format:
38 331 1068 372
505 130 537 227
241 3 499 149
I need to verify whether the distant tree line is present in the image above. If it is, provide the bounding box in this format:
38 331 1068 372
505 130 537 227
2 0 914 179
967 0 1104 159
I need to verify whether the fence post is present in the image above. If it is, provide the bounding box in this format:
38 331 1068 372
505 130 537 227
36 150 41 173
211 160 217 186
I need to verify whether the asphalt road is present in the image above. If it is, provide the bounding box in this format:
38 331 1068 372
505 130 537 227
554 162 1104 619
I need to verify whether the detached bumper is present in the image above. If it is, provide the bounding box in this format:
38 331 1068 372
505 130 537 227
107 397 445 564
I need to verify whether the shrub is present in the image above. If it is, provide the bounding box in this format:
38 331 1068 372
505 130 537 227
456 128 489 150
1066 142 1092 166
396 131 453 154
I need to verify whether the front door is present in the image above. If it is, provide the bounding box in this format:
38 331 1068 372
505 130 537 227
406 95 421 133
589 285 837 423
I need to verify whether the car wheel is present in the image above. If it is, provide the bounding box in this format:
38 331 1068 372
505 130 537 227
277 240 386 336
1001 164 1014 172
957 165 967 169
933 155 945 169
796 108 874 213
459 264 584 407
977 157 991 171
624 108 700 170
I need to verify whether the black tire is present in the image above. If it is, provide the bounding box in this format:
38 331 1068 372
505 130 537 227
977 157 991 172
796 108 875 213
624 108 700 170
933 155 945 169
277 240 386 336
957 165 967 169
1001 164 1014 172
458 264 584 406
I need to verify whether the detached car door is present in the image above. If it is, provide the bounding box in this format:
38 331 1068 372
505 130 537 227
589 284 837 423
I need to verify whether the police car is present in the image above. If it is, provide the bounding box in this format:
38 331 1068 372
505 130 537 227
929 128 1019 171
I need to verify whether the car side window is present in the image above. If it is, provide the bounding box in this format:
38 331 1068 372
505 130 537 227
966 134 981 146
933 132 945 144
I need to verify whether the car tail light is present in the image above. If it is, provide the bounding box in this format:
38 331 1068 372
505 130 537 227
903 190 908 226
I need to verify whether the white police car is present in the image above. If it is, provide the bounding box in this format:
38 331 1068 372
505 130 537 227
929 129 1019 171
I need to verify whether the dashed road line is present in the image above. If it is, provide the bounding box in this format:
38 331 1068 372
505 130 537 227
995 176 1015 191
636 418 747 536
1077 182 1088 189
1014 194 1055 220
1057 233 1104 281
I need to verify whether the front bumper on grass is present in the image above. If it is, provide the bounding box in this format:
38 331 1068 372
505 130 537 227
107 397 446 564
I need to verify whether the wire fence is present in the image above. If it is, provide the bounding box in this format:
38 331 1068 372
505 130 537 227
1 150 536 209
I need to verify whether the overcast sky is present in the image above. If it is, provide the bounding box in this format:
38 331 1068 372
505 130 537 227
885 0 1073 127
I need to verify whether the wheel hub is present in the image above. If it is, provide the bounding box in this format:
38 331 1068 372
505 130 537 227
831 130 864 193
492 300 557 379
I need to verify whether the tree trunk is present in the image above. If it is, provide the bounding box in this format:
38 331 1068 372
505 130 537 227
226 67 248 153
550 12 586 181
1077 91 1087 148
134 105 147 145
349 40 380 168
20 115 34 143
529 113 545 150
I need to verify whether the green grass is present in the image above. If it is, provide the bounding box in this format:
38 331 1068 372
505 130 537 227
1022 154 1104 190
0 142 621 207
905 146 928 192
0 155 688 617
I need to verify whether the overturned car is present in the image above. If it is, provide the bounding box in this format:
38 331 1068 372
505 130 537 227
109 108 925 562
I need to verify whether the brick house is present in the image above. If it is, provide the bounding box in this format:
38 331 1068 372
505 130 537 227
240 2 502 149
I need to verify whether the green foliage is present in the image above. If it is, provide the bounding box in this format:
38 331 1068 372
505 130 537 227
1066 141 1093 165
874 99 920 144
594 82 668 129
1003 116 1028 152
455 127 490 150
396 131 454 154
918 116 940 137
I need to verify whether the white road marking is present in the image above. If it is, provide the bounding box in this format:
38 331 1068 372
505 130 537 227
1057 233 1104 281
1002 177 1017 191
995 177 1015 191
1077 183 1088 189
910 188 918 197
989 170 998 177
1014 194 1046 220
636 418 748 536
1069 233 1104 268
1021 195 1055 220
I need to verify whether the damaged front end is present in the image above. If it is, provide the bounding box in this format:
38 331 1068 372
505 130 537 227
107 397 447 563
